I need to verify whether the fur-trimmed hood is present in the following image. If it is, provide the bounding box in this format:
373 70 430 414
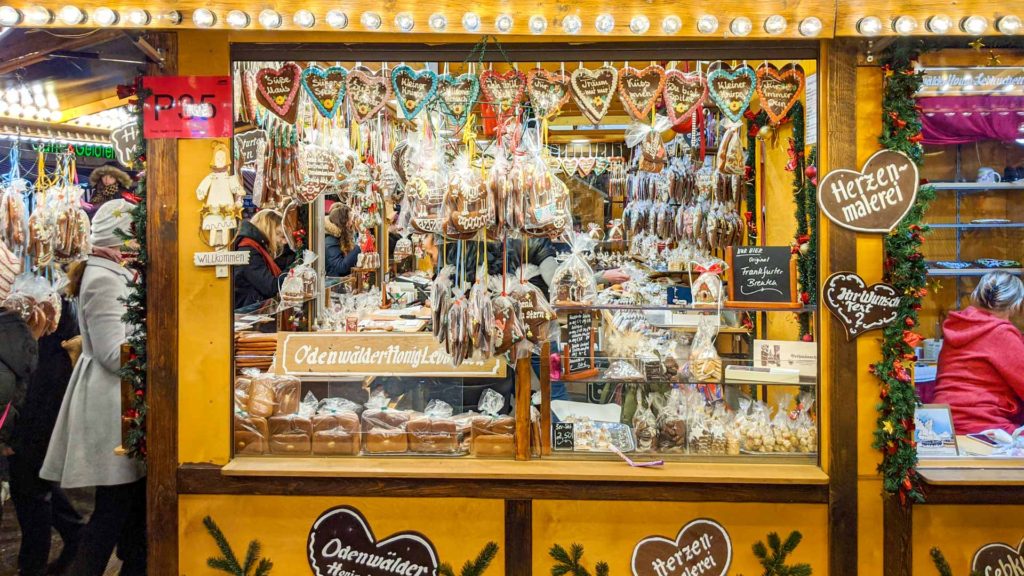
88 165 133 190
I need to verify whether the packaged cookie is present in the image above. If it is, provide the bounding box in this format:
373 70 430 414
689 257 727 307
550 233 598 305
655 387 687 453
687 315 722 382
633 393 658 453
793 392 817 453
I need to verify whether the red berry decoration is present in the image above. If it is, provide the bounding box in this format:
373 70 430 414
804 165 817 180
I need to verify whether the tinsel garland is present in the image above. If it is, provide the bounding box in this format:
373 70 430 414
117 77 149 460
871 42 936 505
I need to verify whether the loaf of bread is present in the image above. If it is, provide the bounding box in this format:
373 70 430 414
470 415 515 457
247 377 276 418
363 428 408 454
268 415 312 454
312 413 360 455
361 409 411 431
407 416 458 453
273 376 301 415
234 415 267 455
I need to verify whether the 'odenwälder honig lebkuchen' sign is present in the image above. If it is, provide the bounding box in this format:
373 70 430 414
817 149 919 234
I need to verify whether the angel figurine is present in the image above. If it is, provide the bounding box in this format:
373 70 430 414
197 142 245 249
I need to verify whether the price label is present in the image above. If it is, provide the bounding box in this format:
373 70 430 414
553 422 575 451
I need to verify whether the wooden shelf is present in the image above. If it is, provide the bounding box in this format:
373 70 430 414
930 182 1024 191
927 267 1023 277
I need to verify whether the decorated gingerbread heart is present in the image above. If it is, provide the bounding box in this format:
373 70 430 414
756 62 805 125
391 65 438 120
256 62 302 124
570 66 618 125
346 68 392 124
561 157 579 176
480 69 526 114
437 73 480 128
577 157 597 177
527 68 571 120
593 156 610 176
301 65 347 119
617 65 666 121
707 64 757 124
663 70 709 127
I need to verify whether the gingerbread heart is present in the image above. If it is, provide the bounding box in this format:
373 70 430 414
437 73 480 128
301 65 347 119
561 157 579 176
256 62 302 124
708 64 757 124
391 65 438 120
346 68 392 123
664 70 709 127
480 69 526 114
570 66 618 125
527 68 571 120
756 62 805 125
577 157 597 177
593 156 610 176
296 145 343 204
618 65 666 121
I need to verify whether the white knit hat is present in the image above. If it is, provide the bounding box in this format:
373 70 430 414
90 198 134 248
0 241 21 302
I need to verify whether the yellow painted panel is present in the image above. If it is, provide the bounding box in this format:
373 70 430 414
177 30 234 465
179 495 505 574
532 500 828 574
913 505 1024 576
857 478 884 574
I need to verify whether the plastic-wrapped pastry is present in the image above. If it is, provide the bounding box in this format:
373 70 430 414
468 268 495 357
431 265 454 345
27 210 54 269
445 289 471 367
234 414 268 455
52 201 90 263
268 415 312 454
512 280 555 347
491 292 523 356
550 233 598 305
407 400 460 454
0 182 27 251
687 315 722 382
633 394 658 452
604 360 645 381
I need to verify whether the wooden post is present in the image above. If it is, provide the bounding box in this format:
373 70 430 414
540 341 552 456
514 356 532 461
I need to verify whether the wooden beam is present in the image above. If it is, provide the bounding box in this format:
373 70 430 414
505 501 532 576
58 94 128 123
883 494 912 576
0 28 122 75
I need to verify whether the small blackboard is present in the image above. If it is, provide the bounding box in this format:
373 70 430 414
726 246 799 308
553 422 575 451
563 312 597 380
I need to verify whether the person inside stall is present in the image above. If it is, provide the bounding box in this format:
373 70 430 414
933 271 1024 434
323 200 403 277
87 163 134 210
233 210 288 308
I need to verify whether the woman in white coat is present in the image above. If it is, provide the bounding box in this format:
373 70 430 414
41 199 146 576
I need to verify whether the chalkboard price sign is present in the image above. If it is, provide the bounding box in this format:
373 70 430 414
562 312 598 380
553 422 575 451
726 246 799 308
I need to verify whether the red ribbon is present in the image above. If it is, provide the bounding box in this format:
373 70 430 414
694 263 723 274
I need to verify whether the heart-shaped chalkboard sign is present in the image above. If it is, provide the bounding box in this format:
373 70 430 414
391 65 438 120
823 272 903 340
296 145 343 204
663 70 708 127
233 129 267 167
110 122 140 167
570 66 618 125
618 65 666 121
817 149 919 233
256 62 302 124
437 73 480 128
707 64 756 124
347 68 392 124
756 62 805 125
308 505 439 576
480 69 526 114
527 68 571 120
301 65 348 119
631 518 731 576
973 538 1024 576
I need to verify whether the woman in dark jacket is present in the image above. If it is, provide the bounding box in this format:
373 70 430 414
233 210 287 308
324 202 357 277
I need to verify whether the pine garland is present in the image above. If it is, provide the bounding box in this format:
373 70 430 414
549 543 609 576
870 42 936 505
748 531 813 576
930 547 981 576
203 515 274 576
439 542 500 576
117 77 149 461
744 109 770 244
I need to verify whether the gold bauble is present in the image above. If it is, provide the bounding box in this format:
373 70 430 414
758 125 774 139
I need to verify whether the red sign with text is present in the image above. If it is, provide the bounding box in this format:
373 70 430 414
142 76 232 138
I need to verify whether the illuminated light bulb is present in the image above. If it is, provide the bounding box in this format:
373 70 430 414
961 15 988 35
428 13 447 32
127 9 150 26
22 105 36 118
997 15 1022 35
93 7 118 26
7 103 20 116
325 10 347 29
495 14 513 33
4 90 16 104
799 16 822 36
562 14 581 34
857 16 883 36
49 110 61 122
0 7 22 26
293 10 314 28
696 15 718 34
226 10 250 28
25 6 52 24
764 14 787 34
629 15 649 34
192 8 215 28
258 9 281 29
394 12 414 32
360 12 381 30
595 13 615 33
729 16 752 36
462 12 480 32
529 15 547 34
661 15 682 34
893 15 918 35
926 15 952 34
163 10 182 24
58 5 86 25
33 94 45 107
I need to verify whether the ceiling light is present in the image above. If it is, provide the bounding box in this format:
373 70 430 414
961 15 988 35
126 9 150 25
562 14 581 34
93 7 117 26
893 15 918 35
0 6 22 26
58 5 85 25
495 14 513 33
730 16 753 36
394 12 414 32
926 15 952 34
529 15 547 34
360 12 381 30
857 16 883 36
293 10 315 28
764 15 787 34
629 15 649 34
661 15 681 34
325 10 347 29
163 10 182 24
696 15 718 34
595 14 615 33
462 12 480 32
428 13 447 32
258 9 281 29
997 15 1022 35
192 8 215 28
799 16 822 36
24 6 52 24
226 10 249 28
